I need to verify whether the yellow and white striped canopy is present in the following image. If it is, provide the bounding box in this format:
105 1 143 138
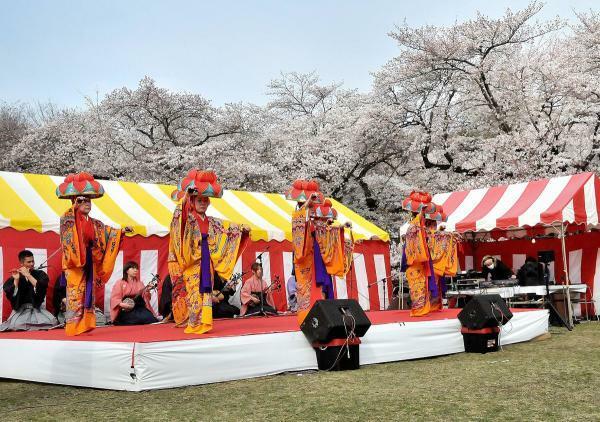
0 171 389 242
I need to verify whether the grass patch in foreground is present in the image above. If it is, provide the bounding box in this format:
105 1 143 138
1 323 600 421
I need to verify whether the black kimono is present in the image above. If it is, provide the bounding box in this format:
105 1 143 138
4 270 49 311
0 270 57 331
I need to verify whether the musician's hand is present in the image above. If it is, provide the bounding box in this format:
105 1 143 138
212 295 221 304
251 296 260 305
11 270 20 282
18 266 31 277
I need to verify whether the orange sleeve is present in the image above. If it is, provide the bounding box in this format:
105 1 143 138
94 221 123 285
60 207 84 270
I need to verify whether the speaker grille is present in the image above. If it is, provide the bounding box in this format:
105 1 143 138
457 294 513 330
300 299 371 343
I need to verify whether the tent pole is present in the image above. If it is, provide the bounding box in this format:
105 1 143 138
560 223 573 328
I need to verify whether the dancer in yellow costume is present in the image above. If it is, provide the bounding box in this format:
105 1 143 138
287 180 354 324
423 208 458 311
57 172 132 336
401 191 457 316
168 169 249 334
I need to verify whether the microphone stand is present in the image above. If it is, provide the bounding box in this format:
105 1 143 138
541 260 572 330
257 253 267 316
36 247 63 270
367 274 395 310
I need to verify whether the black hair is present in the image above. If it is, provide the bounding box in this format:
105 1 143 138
18 250 34 262
251 262 263 272
123 261 139 280
525 256 538 263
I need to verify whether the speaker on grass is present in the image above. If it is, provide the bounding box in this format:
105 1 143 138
457 294 513 330
300 299 371 343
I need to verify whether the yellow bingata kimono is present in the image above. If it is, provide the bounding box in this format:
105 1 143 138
168 203 248 334
428 229 459 311
429 230 459 278
403 213 434 317
292 206 354 325
60 206 123 336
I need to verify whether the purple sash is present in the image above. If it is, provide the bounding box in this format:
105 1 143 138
84 243 94 309
200 233 212 293
400 244 408 272
313 234 334 300
428 258 439 299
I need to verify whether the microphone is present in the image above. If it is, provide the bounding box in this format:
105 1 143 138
255 246 270 262
368 279 383 288
367 275 394 287
35 247 63 271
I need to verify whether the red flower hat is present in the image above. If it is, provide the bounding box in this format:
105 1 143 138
285 179 321 202
402 191 437 214
171 169 223 201
310 199 337 220
424 207 448 222
56 172 105 199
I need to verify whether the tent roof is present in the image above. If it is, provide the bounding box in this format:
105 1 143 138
0 171 389 242
434 172 600 233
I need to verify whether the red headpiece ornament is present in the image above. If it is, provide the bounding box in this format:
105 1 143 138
285 179 321 202
171 169 223 201
56 172 104 199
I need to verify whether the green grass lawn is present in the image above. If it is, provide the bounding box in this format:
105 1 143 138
1 323 600 421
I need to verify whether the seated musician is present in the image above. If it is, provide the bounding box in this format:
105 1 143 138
110 261 158 325
481 255 515 281
240 262 277 316
54 272 109 326
212 273 240 318
0 250 58 331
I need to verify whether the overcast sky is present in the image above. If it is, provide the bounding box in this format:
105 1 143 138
1 0 597 108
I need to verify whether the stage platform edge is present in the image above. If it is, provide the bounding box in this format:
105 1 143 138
0 309 549 391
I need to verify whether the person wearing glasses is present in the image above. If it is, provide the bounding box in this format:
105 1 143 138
0 250 58 331
56 172 132 336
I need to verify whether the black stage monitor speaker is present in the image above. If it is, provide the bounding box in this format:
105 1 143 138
300 299 371 343
457 294 513 330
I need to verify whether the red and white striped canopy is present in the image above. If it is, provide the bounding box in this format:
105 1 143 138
433 172 600 233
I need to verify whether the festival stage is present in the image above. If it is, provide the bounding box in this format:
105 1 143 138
0 308 549 391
